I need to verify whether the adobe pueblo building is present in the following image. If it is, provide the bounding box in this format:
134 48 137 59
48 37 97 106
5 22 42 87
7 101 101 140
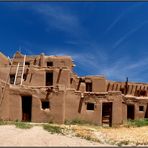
0 51 148 127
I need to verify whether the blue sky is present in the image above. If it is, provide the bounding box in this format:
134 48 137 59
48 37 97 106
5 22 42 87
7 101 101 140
0 2 148 82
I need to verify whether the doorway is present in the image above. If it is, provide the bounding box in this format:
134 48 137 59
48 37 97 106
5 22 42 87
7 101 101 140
22 96 32 122
46 72 53 86
145 104 148 118
127 104 135 120
102 102 112 127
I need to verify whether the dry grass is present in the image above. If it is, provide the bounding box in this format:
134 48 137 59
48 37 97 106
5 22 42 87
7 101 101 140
58 124 148 146
99 126 148 146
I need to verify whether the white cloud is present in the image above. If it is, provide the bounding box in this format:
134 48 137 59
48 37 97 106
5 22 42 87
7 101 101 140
31 4 82 35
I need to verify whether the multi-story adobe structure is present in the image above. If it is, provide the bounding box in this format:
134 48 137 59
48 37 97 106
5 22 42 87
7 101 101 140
0 51 148 127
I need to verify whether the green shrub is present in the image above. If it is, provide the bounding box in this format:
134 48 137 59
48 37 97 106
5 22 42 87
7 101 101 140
117 140 129 146
65 118 96 125
127 119 148 127
0 120 8 125
15 121 33 129
43 124 63 134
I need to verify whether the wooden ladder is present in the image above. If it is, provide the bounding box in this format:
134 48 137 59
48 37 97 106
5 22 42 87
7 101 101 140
14 55 26 85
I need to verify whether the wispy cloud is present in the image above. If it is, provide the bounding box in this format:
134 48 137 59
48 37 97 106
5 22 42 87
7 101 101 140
113 20 148 49
105 3 143 33
51 47 148 82
31 4 82 36
99 54 148 82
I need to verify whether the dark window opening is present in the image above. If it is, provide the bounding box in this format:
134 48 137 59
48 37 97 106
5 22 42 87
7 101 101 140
135 90 147 97
23 74 27 81
22 96 32 122
87 103 94 110
70 78 73 84
42 100 50 109
46 72 53 86
139 106 144 111
86 82 92 92
140 90 147 96
25 62 30 66
120 88 125 94
47 62 53 67
10 74 15 84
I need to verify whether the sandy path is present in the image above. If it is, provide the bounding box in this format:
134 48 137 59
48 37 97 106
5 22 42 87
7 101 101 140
0 125 110 146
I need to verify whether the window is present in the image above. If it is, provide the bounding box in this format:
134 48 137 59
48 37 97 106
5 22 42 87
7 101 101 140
140 90 147 96
41 100 50 110
47 62 53 67
23 74 27 81
86 82 92 92
139 106 144 111
135 90 147 97
25 62 30 66
10 74 15 84
87 103 94 110
70 78 73 84
120 88 125 94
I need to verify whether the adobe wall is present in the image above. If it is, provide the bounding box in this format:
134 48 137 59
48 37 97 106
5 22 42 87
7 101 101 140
0 52 10 66
107 91 123 125
107 80 148 96
44 55 73 69
71 76 106 92
22 68 70 88
124 96 148 120
0 67 10 82
65 90 101 124
0 85 10 120
8 86 65 123
65 90 123 126
88 76 106 92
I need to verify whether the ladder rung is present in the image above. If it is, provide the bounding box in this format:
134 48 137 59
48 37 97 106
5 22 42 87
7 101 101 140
14 55 26 85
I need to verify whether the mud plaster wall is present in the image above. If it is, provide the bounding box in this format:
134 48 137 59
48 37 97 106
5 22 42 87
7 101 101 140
26 70 45 86
65 90 101 124
0 87 10 120
92 77 106 92
44 56 73 69
107 92 123 125
32 90 65 123
0 67 10 82
8 87 65 123
54 69 70 88
136 103 147 119
21 68 70 88
122 102 127 123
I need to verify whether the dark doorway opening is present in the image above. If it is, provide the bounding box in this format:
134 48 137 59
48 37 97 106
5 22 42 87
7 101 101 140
86 82 92 92
46 72 53 86
145 104 148 118
22 96 32 122
10 74 15 84
102 102 112 127
127 104 135 120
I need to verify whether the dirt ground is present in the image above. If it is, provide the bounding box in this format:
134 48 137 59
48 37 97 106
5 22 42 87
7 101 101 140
0 125 110 146
1 124 148 146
